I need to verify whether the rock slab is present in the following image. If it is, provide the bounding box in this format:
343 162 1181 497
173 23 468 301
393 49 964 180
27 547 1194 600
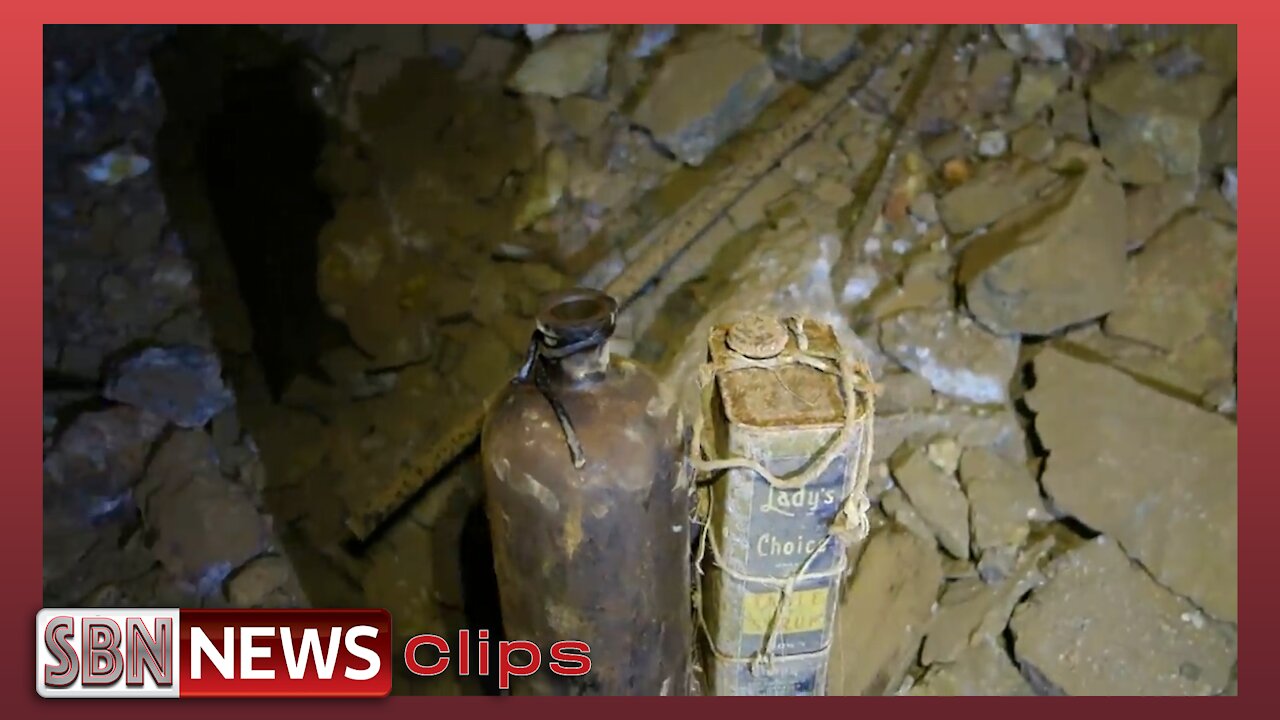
507 31 611 98
630 36 778 166
890 446 970 558
1026 348 1237 622
1010 535 1236 695
959 162 1127 336
827 527 943 695
880 308 1019 404
105 345 234 428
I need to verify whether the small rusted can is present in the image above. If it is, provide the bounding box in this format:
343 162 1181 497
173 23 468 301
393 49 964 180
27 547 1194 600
480 287 693 696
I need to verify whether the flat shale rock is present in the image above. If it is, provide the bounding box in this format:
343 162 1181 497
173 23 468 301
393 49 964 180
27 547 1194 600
876 371 935 413
911 639 1035 696
938 161 1058 235
1125 174 1200 249
1088 59 1231 184
1106 213 1237 353
879 308 1019 405
993 25 1068 63
890 446 970 558
1010 536 1236 695
1010 123 1055 162
104 345 235 428
1064 323 1234 408
921 538 1052 665
138 430 271 591
507 31 611 98
1026 348 1237 622
1050 91 1091 142
769 24 862 83
628 24 677 59
44 405 166 502
827 527 944 695
1201 95 1237 169
880 488 936 547
874 404 1026 465
1011 66 1058 121
959 447 1050 581
966 48 1017 115
630 36 778 166
959 161 1127 336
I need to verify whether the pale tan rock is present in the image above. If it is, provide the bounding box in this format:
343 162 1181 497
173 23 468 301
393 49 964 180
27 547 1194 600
1012 66 1058 120
1064 323 1233 407
926 439 961 475
770 24 863 82
938 161 1059 235
1201 95 1237 169
1107 213 1236 352
1010 123 1055 162
1088 59 1231 184
876 372 935 414
827 527 944 695
959 161 1127 335
874 405 1026 465
513 145 569 230
782 138 848 184
921 538 1052 665
959 447 1049 580
1124 174 1200 249
890 446 970 558
139 431 271 587
557 96 613 138
967 48 1017 114
879 308 1020 405
457 36 519 86
507 31 611 99
726 167 796 230
881 488 937 547
630 36 778 166
1049 91 1090 142
227 555 303 607
1010 536 1236 695
912 639 1035 696
867 251 954 320
1026 348 1237 622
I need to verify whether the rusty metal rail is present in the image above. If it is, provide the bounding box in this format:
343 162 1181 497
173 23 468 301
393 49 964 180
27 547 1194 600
345 24 948 543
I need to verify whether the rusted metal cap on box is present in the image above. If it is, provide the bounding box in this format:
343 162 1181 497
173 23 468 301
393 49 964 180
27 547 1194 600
726 315 789 359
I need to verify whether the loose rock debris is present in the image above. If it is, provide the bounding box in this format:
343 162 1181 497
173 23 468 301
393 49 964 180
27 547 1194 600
44 24 1237 695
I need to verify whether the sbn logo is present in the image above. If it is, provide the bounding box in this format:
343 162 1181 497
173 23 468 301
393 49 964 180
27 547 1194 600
37 608 392 698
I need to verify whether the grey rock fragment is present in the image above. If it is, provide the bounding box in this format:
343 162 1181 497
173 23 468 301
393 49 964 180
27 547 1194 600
828 527 943 695
630 36 778 166
1026 348 1237 622
959 161 1126 335
105 345 235 428
508 31 611 98
891 446 970 558
879 308 1019 405
1010 536 1236 695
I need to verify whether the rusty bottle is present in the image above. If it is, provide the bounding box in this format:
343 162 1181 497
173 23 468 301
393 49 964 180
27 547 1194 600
480 288 693 696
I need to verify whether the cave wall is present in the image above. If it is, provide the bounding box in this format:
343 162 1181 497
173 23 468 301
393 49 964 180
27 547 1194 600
43 25 308 609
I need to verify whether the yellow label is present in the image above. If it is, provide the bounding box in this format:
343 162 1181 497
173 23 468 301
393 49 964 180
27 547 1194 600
741 588 830 635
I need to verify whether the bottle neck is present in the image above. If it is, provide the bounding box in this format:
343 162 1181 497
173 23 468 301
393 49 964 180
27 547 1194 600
547 340 611 386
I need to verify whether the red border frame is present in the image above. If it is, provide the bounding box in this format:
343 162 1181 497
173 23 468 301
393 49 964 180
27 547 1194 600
11 5 1269 710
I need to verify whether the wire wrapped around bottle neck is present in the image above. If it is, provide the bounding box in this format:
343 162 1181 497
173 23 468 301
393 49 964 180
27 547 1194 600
513 314 614 469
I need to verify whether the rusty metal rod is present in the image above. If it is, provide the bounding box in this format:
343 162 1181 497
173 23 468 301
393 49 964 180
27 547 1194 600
345 25 942 542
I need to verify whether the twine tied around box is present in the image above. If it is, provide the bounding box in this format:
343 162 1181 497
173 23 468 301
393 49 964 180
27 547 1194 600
688 315 878 675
